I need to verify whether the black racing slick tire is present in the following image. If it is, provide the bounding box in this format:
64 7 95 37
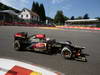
61 47 72 59
14 40 23 51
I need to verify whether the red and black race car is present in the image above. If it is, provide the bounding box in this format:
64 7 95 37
14 32 87 62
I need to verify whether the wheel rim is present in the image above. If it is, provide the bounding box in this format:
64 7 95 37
64 51 69 55
14 41 20 50
63 50 71 58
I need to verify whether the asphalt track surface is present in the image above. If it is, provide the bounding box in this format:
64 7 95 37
0 26 100 75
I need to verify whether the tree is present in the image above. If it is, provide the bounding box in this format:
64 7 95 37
31 1 36 12
83 13 89 19
31 2 40 16
54 10 65 25
35 2 40 15
70 16 75 20
39 4 46 22
31 1 46 23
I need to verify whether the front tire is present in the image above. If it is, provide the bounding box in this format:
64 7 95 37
61 47 72 59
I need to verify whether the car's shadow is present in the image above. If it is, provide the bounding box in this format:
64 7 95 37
16 49 59 55
16 49 89 62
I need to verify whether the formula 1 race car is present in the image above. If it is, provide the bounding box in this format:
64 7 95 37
14 32 87 62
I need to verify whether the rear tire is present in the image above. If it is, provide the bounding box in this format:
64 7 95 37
14 40 23 51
